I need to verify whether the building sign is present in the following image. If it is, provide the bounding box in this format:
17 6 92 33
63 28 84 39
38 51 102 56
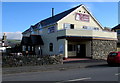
59 45 63 54
75 13 89 22
48 26 55 33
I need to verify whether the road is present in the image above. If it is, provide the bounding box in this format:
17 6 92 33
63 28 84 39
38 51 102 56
2 65 120 82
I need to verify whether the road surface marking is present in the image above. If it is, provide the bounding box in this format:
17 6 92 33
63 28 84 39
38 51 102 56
56 77 91 83
115 73 120 76
67 77 91 81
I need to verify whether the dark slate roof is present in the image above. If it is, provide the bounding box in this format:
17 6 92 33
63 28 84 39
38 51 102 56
22 28 31 34
111 24 120 31
21 35 44 45
22 5 81 33
40 5 81 26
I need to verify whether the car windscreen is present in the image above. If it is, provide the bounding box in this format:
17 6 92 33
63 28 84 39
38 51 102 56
109 53 118 57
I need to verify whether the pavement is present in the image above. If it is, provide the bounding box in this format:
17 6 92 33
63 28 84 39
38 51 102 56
2 59 108 75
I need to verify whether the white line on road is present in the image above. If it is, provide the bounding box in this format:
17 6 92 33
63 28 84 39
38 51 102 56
115 73 120 76
67 77 91 81
56 77 91 83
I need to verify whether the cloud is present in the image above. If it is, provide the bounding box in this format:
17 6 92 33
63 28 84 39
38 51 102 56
0 32 22 40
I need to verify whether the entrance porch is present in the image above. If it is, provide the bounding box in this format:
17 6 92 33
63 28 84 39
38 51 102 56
58 36 92 59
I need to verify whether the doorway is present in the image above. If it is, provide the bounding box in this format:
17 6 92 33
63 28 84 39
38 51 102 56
76 44 86 58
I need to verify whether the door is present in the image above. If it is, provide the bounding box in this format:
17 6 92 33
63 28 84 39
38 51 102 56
76 44 86 58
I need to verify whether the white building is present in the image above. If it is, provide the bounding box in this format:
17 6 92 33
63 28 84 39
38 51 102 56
21 4 117 59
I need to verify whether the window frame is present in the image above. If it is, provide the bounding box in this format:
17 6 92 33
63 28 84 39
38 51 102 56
64 23 74 29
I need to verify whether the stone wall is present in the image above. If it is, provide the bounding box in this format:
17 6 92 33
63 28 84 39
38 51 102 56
2 55 63 67
91 40 117 59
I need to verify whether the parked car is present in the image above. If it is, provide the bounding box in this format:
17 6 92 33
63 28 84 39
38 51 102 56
107 52 120 66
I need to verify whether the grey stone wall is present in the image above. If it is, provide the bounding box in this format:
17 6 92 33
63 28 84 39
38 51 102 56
91 40 117 59
2 55 63 67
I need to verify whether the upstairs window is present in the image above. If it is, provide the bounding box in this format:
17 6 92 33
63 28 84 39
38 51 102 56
83 26 99 31
48 26 55 33
70 24 74 29
64 23 74 29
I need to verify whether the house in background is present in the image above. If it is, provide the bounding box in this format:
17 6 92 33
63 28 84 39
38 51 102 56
0 33 11 53
21 4 117 59
111 24 120 51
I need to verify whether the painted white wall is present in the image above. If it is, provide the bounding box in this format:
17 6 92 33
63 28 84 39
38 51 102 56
57 5 103 31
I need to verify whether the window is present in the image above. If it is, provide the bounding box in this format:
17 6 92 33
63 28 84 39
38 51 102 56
64 23 74 29
32 46 34 51
49 43 53 52
93 28 99 30
83 26 99 31
64 23 70 29
68 44 76 51
28 46 31 51
22 45 26 51
48 26 55 33
70 24 74 29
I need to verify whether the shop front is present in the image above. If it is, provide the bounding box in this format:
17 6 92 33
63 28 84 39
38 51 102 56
68 44 86 58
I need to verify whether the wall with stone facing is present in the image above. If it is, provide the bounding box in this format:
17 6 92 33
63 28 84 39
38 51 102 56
91 40 117 59
2 55 63 67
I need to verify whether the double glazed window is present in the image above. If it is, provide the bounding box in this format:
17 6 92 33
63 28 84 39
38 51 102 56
64 23 74 29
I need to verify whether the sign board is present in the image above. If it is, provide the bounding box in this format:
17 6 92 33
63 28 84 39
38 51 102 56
75 13 89 22
59 45 63 54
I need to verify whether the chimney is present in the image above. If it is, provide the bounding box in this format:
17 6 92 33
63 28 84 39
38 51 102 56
2 33 7 47
52 8 54 17
2 33 7 41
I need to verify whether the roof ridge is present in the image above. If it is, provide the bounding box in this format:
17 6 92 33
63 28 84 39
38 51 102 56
40 5 81 22
40 4 82 26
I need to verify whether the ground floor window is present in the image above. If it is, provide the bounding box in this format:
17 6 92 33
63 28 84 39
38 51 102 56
68 44 76 51
22 45 26 51
49 43 53 52
28 46 31 51
32 46 34 51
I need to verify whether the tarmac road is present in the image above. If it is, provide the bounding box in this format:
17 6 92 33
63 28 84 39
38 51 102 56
2 63 120 82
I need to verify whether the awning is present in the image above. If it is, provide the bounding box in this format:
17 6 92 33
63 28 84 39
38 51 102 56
21 37 31 45
30 35 44 45
21 35 44 45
